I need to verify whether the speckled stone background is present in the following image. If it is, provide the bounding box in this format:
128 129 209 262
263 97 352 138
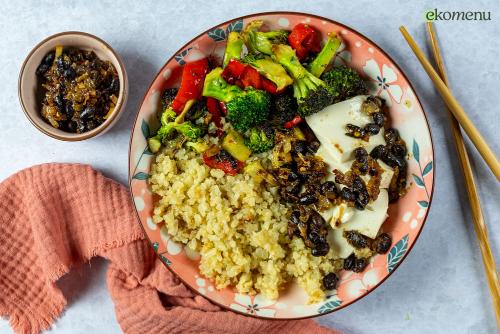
0 1 499 333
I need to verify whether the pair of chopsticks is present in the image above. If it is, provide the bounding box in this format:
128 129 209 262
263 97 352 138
400 24 500 329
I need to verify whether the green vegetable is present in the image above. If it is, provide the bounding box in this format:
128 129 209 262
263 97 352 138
222 130 252 161
245 125 275 153
321 65 368 103
223 31 244 67
242 20 289 55
308 33 341 77
185 140 209 153
202 67 270 132
148 137 162 153
243 54 292 91
272 44 334 117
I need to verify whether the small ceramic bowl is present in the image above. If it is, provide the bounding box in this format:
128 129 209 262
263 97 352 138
18 31 128 141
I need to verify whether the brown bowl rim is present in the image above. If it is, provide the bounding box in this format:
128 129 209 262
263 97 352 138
127 11 436 320
18 31 128 141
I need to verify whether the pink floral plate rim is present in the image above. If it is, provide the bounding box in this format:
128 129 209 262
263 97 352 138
128 11 435 319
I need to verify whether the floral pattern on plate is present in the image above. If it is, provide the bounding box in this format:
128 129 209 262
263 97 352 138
128 12 434 319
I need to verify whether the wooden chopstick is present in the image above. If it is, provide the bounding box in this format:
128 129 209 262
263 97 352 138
399 26 500 182
426 22 500 330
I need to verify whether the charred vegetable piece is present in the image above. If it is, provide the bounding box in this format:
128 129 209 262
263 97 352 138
202 146 244 175
242 20 289 55
321 66 368 103
222 130 252 161
169 58 209 114
243 53 293 92
288 23 321 60
311 241 330 257
344 230 369 249
203 67 270 132
245 125 275 153
223 31 244 67
308 33 341 77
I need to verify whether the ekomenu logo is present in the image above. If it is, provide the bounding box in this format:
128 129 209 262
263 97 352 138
425 9 491 21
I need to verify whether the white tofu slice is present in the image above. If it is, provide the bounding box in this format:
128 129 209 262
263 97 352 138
335 189 389 239
360 159 394 189
321 202 355 228
328 228 354 259
306 96 385 163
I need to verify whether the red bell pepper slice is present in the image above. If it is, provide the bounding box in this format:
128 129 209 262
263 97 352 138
284 115 303 129
202 146 244 175
221 59 246 85
288 24 321 60
206 97 223 128
240 66 262 90
219 101 228 115
170 58 209 114
261 77 283 95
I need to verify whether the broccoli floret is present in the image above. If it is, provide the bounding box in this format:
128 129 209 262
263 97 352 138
271 44 334 117
308 33 341 77
270 89 297 126
202 67 270 132
243 20 289 55
243 53 293 91
174 122 205 139
184 99 208 122
223 31 244 67
245 125 275 153
321 66 368 103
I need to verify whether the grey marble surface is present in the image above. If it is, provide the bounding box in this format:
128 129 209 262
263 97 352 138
0 1 499 333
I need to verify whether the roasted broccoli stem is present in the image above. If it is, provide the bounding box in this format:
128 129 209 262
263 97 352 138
245 125 275 153
243 53 293 91
272 44 334 117
321 65 368 103
308 33 341 77
223 31 244 67
242 20 289 55
202 67 270 132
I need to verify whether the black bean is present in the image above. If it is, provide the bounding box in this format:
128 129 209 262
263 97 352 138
392 144 407 158
344 231 368 248
35 63 50 76
63 67 76 80
42 52 55 65
76 120 86 133
65 104 74 118
288 170 300 182
341 187 355 201
365 123 380 135
359 163 369 174
57 56 69 73
80 106 96 119
292 141 308 155
54 94 64 111
109 77 119 93
298 192 318 205
345 124 365 139
307 229 324 245
369 167 378 176
352 257 368 273
372 112 385 127
353 147 368 163
308 141 320 153
86 120 98 131
352 176 365 192
319 181 337 196
370 145 387 160
285 180 302 195
67 121 77 132
343 253 356 271
384 128 399 144
323 273 339 290
309 210 326 229
311 242 330 257
289 211 301 225
373 233 392 254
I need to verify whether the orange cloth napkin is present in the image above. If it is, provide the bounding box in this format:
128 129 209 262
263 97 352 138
0 163 338 334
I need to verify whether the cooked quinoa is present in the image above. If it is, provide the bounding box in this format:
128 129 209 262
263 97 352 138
149 148 342 302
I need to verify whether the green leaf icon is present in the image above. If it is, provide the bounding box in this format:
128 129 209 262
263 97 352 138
151 242 159 252
133 172 150 180
387 234 409 273
418 200 429 208
226 19 243 34
412 174 425 188
422 161 433 176
412 139 420 163
175 48 192 65
141 119 150 139
318 296 342 313
208 28 226 42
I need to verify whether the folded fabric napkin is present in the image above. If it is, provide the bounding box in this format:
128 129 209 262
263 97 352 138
0 163 338 334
